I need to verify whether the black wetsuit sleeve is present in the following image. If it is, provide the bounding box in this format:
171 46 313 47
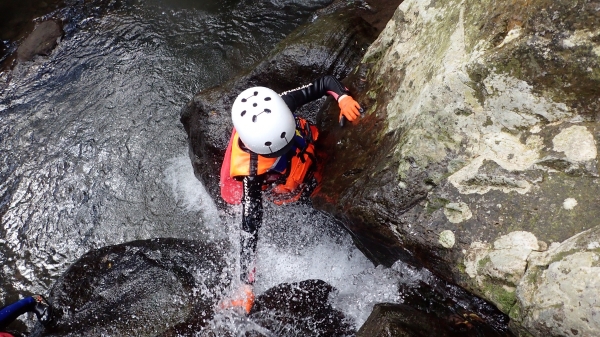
280 75 349 112
240 175 263 284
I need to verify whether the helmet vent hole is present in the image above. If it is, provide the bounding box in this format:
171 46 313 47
265 141 272 146
240 110 246 116
241 98 247 103
252 116 257 122
280 132 286 138
253 91 258 96
265 97 272 101
253 103 257 107
265 109 271 113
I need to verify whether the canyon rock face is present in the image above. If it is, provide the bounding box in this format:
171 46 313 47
311 0 600 335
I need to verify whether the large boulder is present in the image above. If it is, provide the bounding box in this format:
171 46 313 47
313 0 600 335
310 0 600 335
34 238 230 337
179 1 379 205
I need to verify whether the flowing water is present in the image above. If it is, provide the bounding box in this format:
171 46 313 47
0 0 402 333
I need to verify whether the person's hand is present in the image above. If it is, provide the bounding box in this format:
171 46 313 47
338 95 362 124
32 294 53 326
218 283 255 314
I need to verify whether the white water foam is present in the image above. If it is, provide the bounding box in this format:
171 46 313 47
163 154 221 230
164 155 401 330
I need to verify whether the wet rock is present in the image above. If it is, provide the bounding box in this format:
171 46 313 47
33 238 230 337
386 261 513 337
179 1 378 206
249 279 355 336
357 303 479 337
16 20 62 62
310 0 600 335
27 239 355 337
513 225 600 337
188 280 355 337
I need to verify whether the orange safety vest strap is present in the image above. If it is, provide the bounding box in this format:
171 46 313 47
230 132 280 178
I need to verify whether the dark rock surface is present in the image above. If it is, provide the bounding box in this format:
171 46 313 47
389 262 513 337
200 280 355 337
249 279 355 336
33 238 230 337
357 303 465 337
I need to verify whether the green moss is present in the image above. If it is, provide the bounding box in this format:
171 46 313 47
477 255 491 272
547 248 600 266
508 301 521 321
367 90 377 100
481 280 517 313
425 197 450 214
523 267 541 287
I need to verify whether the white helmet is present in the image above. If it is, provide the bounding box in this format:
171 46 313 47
231 86 296 156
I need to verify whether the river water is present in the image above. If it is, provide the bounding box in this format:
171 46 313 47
0 0 404 332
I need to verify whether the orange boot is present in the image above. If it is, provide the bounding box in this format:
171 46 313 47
219 284 255 314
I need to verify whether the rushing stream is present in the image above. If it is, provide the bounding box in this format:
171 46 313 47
0 0 402 333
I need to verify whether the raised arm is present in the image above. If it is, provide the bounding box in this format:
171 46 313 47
280 75 349 112
281 75 362 123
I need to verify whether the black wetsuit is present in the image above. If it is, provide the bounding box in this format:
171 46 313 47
239 75 350 284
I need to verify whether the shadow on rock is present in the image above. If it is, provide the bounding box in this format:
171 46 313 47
357 261 514 337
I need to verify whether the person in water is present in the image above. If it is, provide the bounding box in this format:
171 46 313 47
219 75 362 313
0 294 53 336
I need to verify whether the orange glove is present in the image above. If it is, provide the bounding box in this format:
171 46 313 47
338 95 361 123
219 283 255 314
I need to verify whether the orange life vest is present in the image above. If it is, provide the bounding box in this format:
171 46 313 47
229 117 319 205
230 117 317 178
229 132 281 178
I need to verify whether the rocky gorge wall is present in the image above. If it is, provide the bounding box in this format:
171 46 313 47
312 0 600 335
